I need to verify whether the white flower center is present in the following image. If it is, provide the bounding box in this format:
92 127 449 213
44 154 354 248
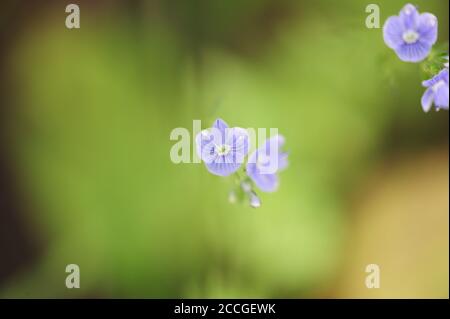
403 30 419 44
216 144 231 156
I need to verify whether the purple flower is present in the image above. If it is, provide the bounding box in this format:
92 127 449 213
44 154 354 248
383 4 438 63
246 135 288 192
421 67 449 112
196 118 250 176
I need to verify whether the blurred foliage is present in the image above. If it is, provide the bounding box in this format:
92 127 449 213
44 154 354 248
421 44 449 78
0 0 448 298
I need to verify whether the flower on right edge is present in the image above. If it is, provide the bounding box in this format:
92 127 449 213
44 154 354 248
421 58 449 112
246 135 288 193
383 4 438 63
196 118 250 177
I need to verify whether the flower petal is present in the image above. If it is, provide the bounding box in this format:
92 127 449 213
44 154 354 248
206 161 240 176
423 76 439 88
441 69 449 84
261 135 286 174
248 167 279 192
400 4 419 30
417 13 438 46
383 16 405 49
246 134 288 192
226 127 250 164
434 82 449 109
264 134 285 151
195 129 213 158
200 140 217 164
396 42 431 62
213 118 228 143
421 87 434 112
278 152 289 171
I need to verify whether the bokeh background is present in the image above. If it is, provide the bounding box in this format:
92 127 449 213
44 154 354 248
0 0 448 298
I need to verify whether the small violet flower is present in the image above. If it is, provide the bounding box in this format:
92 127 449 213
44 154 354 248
246 135 288 192
196 118 250 176
421 61 449 112
383 4 438 63
196 118 289 207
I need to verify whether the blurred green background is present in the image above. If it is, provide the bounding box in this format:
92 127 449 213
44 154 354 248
0 0 448 298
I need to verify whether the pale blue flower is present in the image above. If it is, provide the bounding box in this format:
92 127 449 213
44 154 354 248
383 4 438 62
196 119 250 176
421 67 449 112
246 135 288 192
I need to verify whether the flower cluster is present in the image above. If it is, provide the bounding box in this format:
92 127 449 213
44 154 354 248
421 59 449 112
383 4 448 112
196 118 288 208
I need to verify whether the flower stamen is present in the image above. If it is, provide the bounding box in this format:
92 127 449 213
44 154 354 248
216 144 231 156
402 30 419 44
